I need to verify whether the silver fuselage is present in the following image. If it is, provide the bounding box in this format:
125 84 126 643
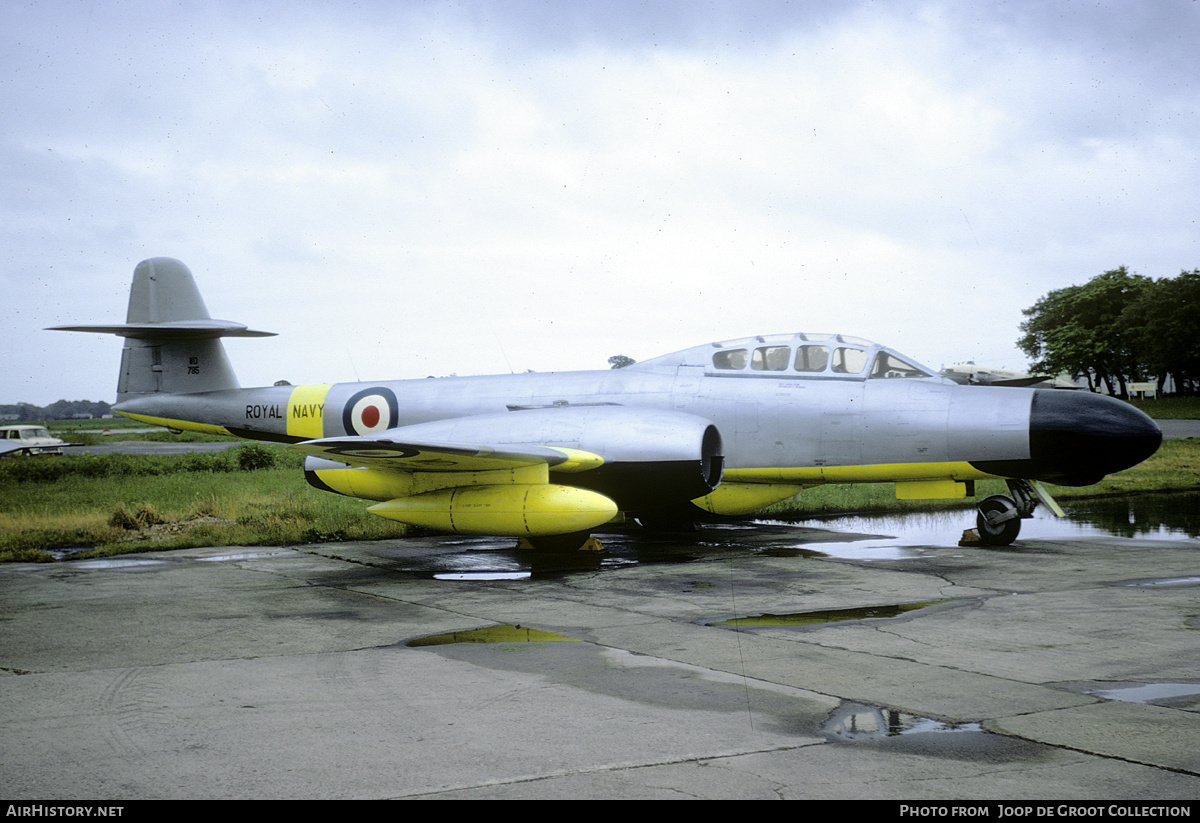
117 356 1028 474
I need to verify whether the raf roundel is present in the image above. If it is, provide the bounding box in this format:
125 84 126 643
342 387 399 436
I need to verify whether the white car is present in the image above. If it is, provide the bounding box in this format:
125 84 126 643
0 425 67 456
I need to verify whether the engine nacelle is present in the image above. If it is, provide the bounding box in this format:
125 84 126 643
303 405 724 515
387 406 724 511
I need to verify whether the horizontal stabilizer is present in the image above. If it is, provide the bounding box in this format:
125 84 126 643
47 257 275 339
47 320 275 340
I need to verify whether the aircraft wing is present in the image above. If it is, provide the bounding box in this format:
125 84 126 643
290 436 582 473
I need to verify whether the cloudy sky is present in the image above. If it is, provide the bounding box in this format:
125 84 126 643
4 0 1197 406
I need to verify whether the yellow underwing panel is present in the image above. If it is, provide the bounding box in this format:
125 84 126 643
894 479 969 500
725 461 994 485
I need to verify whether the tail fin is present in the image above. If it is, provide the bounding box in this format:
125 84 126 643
48 257 275 401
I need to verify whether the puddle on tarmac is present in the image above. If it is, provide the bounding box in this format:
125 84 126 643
196 551 293 563
413 534 651 581
434 571 532 580
1065 492 1200 539
822 701 983 741
1084 682 1200 705
1114 575 1200 588
407 624 579 647
707 600 948 627
68 557 168 569
766 490 1200 559
372 492 1197 581
46 546 94 561
418 539 536 580
754 546 828 559
63 550 294 566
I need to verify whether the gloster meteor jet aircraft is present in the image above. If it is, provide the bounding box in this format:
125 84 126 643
51 258 1162 549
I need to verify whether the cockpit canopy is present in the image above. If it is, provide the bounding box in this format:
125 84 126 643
637 333 934 380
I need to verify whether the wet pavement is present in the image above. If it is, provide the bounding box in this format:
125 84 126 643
1 509 1198 799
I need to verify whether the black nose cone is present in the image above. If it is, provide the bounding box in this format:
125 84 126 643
1026 389 1162 486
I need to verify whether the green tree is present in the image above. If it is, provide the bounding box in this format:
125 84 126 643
1018 267 1151 396
1121 269 1200 395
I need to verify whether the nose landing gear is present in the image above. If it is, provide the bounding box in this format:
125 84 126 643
975 479 1059 546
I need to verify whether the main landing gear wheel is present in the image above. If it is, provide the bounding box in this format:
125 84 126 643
976 495 1021 546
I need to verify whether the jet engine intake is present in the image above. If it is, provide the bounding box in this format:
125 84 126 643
540 409 724 511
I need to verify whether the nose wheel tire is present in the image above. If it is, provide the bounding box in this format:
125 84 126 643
976 495 1021 546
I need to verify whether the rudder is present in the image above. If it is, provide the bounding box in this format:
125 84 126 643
126 256 215 325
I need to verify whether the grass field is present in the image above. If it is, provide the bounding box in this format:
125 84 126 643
1125 396 1200 419
0 444 410 563
2 436 1196 563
